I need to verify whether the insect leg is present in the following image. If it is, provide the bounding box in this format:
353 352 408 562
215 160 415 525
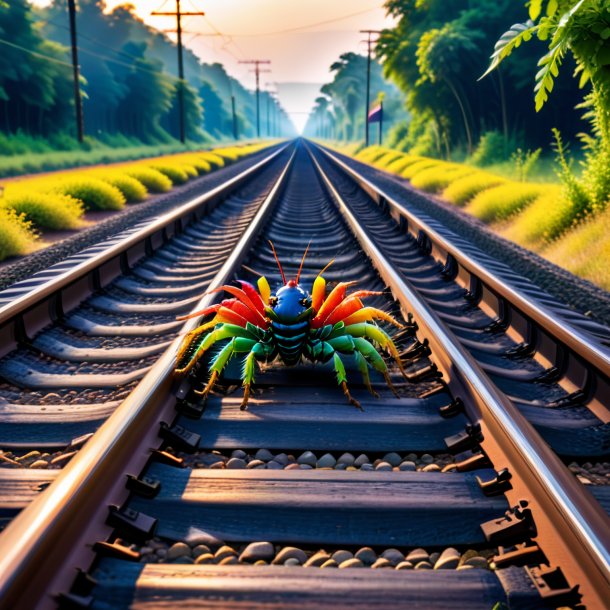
352 336 400 398
240 342 268 411
345 322 407 378
353 350 379 398
332 352 363 411
197 336 258 397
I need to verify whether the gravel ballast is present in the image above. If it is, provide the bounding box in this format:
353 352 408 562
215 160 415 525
174 448 457 473
127 537 495 570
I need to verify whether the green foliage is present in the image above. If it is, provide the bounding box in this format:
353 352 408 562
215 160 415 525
511 147 542 181
0 0 289 149
386 120 410 149
443 172 508 205
304 52 406 141
56 178 126 211
0 207 37 260
470 131 514 166
467 182 546 221
125 168 172 193
551 127 591 219
3 192 84 230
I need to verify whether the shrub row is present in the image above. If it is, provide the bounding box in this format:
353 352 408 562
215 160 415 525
324 140 607 289
351 145 569 243
0 142 271 261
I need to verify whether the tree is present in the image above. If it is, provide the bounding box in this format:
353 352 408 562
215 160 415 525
376 0 583 157
483 0 610 210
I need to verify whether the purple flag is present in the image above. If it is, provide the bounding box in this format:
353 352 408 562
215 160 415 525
368 103 382 123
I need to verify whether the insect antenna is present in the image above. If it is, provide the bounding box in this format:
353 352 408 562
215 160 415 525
317 258 335 278
268 240 287 285
241 264 264 277
295 240 311 284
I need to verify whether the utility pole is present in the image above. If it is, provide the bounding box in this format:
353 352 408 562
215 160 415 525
231 95 238 139
239 60 271 138
67 0 84 143
360 30 381 147
265 83 277 138
152 1 205 143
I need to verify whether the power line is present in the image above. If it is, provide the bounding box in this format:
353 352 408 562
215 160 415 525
206 6 381 38
0 38 73 68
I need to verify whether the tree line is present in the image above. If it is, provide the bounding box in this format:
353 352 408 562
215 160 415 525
0 0 291 150
303 52 406 142
310 0 599 166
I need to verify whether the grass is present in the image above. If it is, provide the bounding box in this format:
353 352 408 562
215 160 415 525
55 178 126 211
466 183 548 222
124 168 172 193
0 134 220 179
3 192 84 229
443 172 508 206
501 189 576 245
0 208 37 259
0 142 272 262
93 173 148 203
400 159 443 180
372 151 404 169
410 165 476 193
541 207 610 290
148 164 190 185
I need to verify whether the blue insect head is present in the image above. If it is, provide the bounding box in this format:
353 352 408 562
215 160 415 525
265 241 314 323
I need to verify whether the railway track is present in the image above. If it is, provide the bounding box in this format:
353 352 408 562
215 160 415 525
0 139 607 609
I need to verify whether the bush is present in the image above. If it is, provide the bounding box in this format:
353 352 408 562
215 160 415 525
401 159 441 180
98 174 148 203
372 151 404 169
178 164 198 179
56 178 126 211
470 131 513 166
148 164 189 185
215 149 239 162
504 190 579 244
385 155 425 175
200 153 225 170
442 172 507 205
125 168 172 193
466 183 547 222
190 158 212 174
4 192 84 229
542 207 610 290
410 165 477 193
0 208 37 260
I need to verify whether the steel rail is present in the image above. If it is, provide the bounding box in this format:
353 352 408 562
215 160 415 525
0 143 290 328
308 144 610 609
0 146 297 610
314 144 610 378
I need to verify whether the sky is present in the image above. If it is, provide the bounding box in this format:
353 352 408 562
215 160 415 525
32 0 396 132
